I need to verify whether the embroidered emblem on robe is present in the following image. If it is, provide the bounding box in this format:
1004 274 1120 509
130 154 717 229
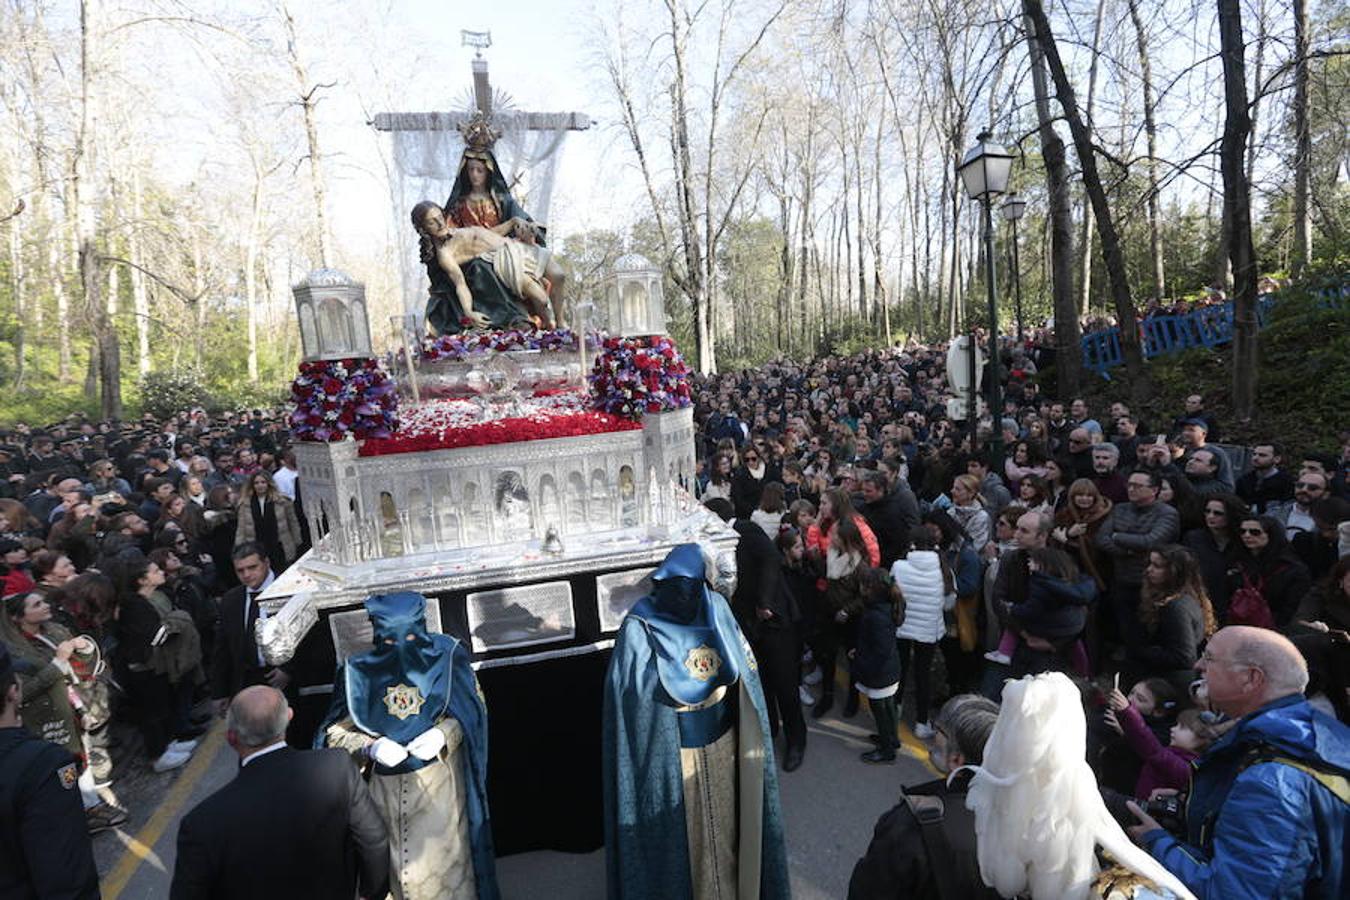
57 763 78 790
384 683 426 720
684 645 722 682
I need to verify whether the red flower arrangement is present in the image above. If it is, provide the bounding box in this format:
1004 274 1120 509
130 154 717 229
359 410 639 456
589 334 692 419
289 358 398 442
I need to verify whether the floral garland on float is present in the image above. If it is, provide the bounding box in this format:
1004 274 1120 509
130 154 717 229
589 334 693 420
358 394 641 457
419 327 582 362
289 358 398 441
288 331 692 449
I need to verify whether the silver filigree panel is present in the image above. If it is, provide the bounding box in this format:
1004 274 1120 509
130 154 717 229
595 567 655 632
466 581 575 653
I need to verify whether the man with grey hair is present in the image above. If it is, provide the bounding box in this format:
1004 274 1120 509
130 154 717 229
1090 442 1128 504
1128 626 1350 899
171 687 389 900
849 695 1002 898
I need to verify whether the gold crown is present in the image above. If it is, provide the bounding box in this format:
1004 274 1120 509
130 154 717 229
458 111 501 153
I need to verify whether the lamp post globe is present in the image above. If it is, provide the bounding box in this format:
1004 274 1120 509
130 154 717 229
1001 193 1027 222
958 131 1015 201
957 131 1014 471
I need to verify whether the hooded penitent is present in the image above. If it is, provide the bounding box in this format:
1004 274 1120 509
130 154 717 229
602 543 790 900
319 592 498 900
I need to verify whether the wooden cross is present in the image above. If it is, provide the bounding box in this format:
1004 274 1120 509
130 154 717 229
371 32 591 137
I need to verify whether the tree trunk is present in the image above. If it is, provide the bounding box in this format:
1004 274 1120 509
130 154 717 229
1023 0 1148 398
1217 0 1259 421
854 137 867 326
776 192 791 354
1078 0 1108 317
1024 9 1082 399
130 170 151 375
797 153 813 356
664 2 712 373
1245 0 1267 188
282 2 332 269
245 164 265 383
7 208 25 388
872 119 889 343
190 226 206 367
51 230 71 382
75 0 120 420
1126 0 1165 301
1290 0 1312 278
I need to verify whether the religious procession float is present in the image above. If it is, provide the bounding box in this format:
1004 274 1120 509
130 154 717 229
253 49 737 855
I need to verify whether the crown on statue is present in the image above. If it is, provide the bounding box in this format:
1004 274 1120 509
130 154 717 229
459 110 501 154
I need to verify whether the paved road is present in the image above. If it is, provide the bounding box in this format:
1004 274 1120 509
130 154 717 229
94 698 935 899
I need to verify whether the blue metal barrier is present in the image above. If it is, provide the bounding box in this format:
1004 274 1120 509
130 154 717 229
1078 289 1336 377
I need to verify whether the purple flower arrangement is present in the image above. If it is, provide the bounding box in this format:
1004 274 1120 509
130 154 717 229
589 335 693 420
420 327 583 362
289 357 399 442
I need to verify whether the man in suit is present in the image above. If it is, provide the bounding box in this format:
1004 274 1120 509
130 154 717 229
170 686 390 900
211 542 285 718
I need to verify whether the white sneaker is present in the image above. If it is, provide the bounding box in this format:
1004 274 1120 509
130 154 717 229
798 685 815 706
152 748 192 773
914 721 936 740
802 667 823 686
983 650 1012 665
167 738 199 754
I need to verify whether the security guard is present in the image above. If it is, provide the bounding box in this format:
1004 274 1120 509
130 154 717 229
0 643 100 898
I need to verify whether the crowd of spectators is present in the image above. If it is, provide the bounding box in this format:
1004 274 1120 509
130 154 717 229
0 408 305 834
2 329 1347 896
690 340 1349 897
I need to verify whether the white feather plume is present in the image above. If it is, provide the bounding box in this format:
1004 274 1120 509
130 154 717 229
961 672 1197 900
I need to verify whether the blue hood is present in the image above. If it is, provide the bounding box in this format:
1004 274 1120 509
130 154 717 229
1214 694 1350 773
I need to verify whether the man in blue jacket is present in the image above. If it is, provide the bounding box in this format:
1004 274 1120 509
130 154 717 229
1127 625 1349 899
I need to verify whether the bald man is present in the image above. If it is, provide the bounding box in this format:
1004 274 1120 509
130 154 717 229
171 687 389 900
1128 627 1350 899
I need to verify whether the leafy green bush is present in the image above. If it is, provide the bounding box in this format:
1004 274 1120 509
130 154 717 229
138 368 211 419
1083 280 1348 455
207 380 289 415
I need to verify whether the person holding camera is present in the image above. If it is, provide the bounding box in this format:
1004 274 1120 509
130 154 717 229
1127 625 1350 899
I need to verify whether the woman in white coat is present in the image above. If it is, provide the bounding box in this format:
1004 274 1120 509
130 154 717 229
890 527 955 738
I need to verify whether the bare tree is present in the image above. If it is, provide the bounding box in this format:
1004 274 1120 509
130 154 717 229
1290 0 1312 278
1022 0 1147 397
74 0 120 418
602 0 785 372
1023 7 1081 397
1125 0 1164 301
281 1 332 269
1217 0 1258 420
1077 0 1108 317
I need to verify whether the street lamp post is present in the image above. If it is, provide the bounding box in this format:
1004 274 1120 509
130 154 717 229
958 130 1015 471
1002 192 1028 342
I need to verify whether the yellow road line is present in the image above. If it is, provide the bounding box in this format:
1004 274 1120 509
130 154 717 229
833 667 940 776
101 724 226 900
